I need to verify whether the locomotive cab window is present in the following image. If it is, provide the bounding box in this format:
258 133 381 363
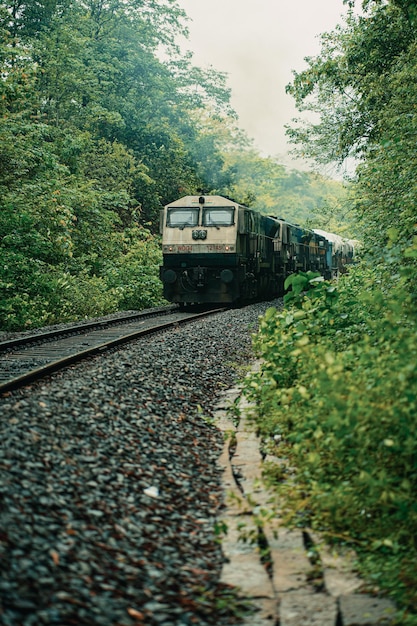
167 208 199 228
202 207 235 227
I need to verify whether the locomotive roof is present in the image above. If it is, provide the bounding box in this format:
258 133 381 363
165 195 240 207
313 228 356 253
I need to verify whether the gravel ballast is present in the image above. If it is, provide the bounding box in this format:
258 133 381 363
0 302 278 626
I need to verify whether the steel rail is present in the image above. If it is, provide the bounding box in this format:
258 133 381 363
0 308 225 394
0 305 178 352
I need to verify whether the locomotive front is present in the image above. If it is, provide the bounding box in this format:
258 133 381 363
160 195 242 305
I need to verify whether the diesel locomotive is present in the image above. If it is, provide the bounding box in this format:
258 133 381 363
159 195 354 306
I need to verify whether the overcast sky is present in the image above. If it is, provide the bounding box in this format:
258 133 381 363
178 0 353 167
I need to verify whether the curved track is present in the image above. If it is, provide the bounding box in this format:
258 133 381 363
0 306 225 394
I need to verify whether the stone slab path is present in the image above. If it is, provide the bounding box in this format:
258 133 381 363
214 385 397 626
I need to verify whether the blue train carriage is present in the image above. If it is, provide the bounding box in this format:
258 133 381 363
159 195 286 305
313 229 356 278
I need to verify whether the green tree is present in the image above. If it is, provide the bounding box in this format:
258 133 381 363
218 149 349 230
0 0 238 328
286 0 417 264
254 2 417 616
286 2 414 165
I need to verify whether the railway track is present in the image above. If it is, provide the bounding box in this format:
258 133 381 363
0 305 225 394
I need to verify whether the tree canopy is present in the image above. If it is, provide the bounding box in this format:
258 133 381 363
0 0 231 328
248 2 417 619
0 0 346 330
286 0 417 255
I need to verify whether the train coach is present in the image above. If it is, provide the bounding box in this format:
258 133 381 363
159 195 354 306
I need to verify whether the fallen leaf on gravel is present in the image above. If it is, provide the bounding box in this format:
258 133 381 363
50 549 59 565
127 607 145 620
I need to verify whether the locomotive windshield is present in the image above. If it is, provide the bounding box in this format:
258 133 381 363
202 207 235 227
167 208 199 228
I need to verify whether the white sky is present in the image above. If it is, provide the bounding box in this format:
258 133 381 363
178 0 353 166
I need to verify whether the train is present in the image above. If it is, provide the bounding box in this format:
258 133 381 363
159 195 355 306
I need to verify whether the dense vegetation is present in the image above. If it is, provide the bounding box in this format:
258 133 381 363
0 0 343 331
2 0 416 619
0 0 217 329
246 0 417 621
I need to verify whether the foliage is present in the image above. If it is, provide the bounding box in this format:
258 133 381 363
0 0 236 329
103 227 164 311
0 97 165 330
217 149 350 230
245 266 417 619
257 4 417 615
286 0 417 266
286 2 415 166
0 0 350 331
352 41 417 261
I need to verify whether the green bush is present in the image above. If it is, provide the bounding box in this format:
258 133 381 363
245 265 417 619
0 229 165 331
104 228 165 311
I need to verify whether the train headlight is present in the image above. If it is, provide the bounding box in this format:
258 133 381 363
192 229 207 240
163 269 177 284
